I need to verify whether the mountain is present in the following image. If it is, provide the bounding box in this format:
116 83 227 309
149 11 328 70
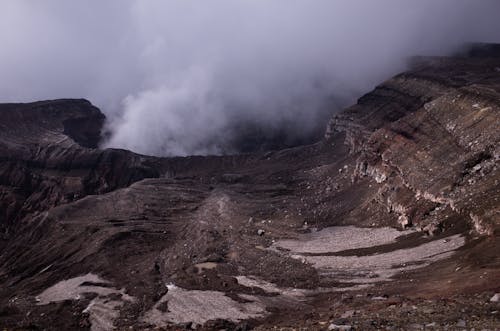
0 48 499 330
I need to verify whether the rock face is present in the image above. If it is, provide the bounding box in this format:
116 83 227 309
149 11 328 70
327 55 500 234
0 48 499 330
326 56 500 235
0 99 163 235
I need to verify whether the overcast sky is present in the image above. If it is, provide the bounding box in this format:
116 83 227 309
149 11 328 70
1 1 499 156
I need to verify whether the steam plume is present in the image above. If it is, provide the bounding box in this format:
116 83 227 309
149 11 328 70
0 0 499 155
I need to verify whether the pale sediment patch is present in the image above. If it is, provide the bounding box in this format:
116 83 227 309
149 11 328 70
306 234 464 282
143 284 266 327
236 275 369 299
83 298 124 331
236 275 308 299
36 273 132 304
36 273 134 331
272 226 415 254
271 226 466 285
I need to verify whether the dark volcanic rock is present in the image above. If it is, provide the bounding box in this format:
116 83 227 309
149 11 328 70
0 98 103 149
326 56 500 234
0 99 163 234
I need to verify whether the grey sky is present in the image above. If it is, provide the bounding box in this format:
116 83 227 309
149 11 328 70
0 1 499 156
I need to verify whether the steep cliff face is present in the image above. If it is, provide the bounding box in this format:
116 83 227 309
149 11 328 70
325 56 499 235
0 51 498 330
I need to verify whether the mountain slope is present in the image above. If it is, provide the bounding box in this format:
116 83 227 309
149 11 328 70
0 50 499 330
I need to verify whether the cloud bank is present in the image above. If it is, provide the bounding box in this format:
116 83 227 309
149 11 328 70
0 0 499 156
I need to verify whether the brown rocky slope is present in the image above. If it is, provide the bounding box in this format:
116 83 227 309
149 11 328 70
0 48 499 330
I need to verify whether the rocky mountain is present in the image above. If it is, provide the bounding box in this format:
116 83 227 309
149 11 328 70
0 47 499 330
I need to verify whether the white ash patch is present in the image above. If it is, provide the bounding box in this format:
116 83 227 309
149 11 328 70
272 226 415 254
143 284 266 327
236 275 370 298
83 298 124 331
236 275 308 299
36 273 134 331
271 226 465 285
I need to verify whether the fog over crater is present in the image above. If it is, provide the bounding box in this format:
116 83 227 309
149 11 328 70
1 0 499 156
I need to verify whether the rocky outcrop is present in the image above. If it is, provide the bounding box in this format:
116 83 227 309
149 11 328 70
0 99 163 234
326 56 500 235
